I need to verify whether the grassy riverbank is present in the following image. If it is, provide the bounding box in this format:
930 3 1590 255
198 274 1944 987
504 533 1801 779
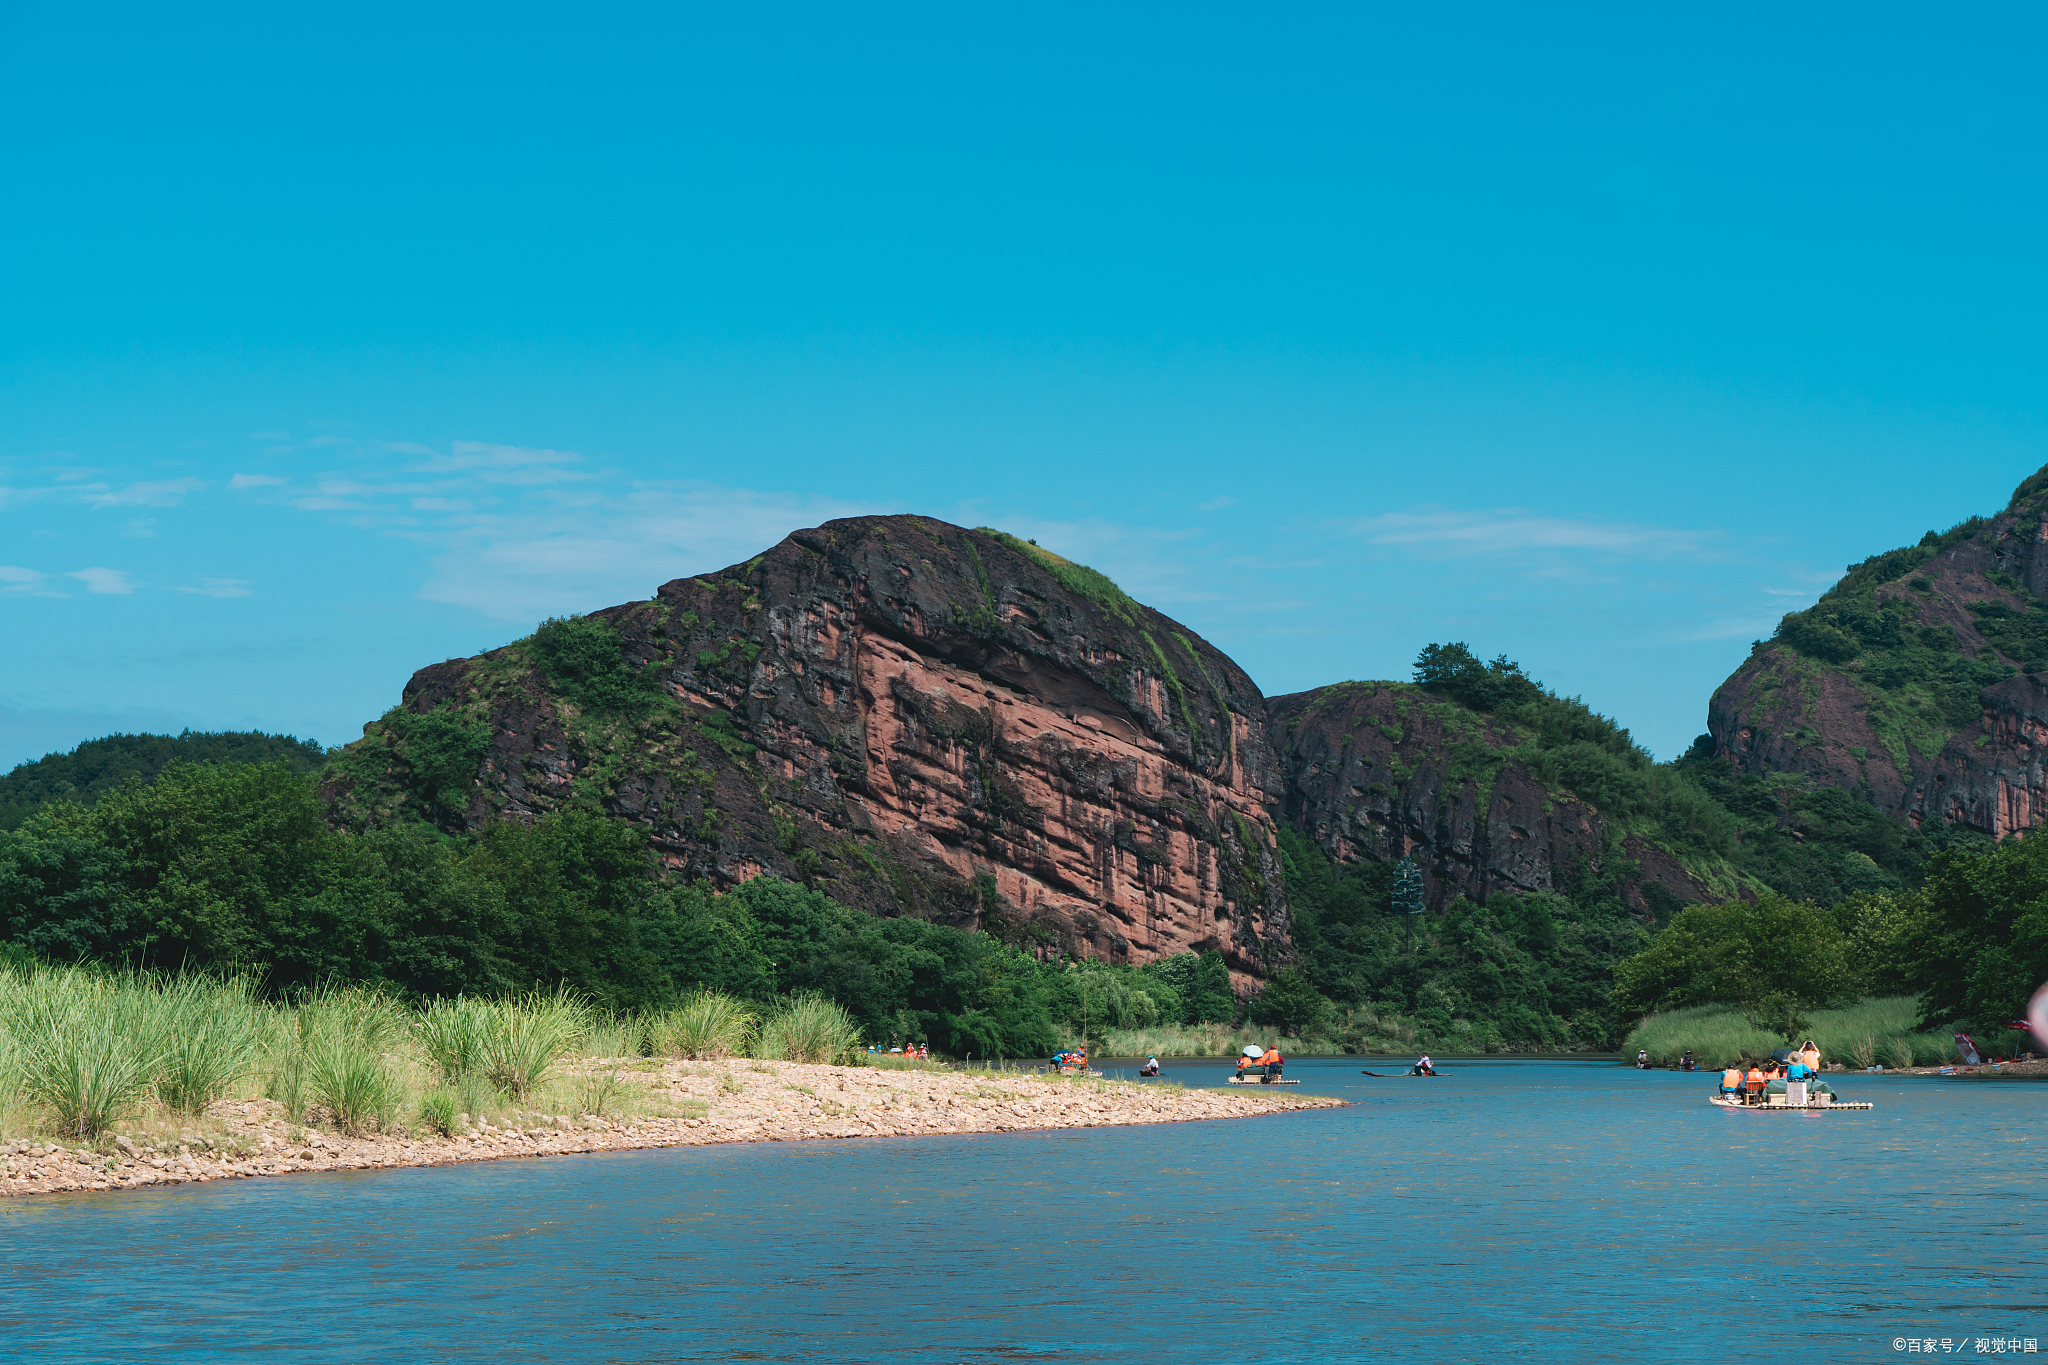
1623 996 1960 1069
0 963 871 1147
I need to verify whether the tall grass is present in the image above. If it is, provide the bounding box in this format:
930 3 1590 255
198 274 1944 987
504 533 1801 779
1625 996 1956 1069
480 989 587 1098
0 961 902 1147
648 990 755 1060
417 996 496 1080
755 994 861 1064
154 974 266 1114
415 989 586 1099
0 968 172 1139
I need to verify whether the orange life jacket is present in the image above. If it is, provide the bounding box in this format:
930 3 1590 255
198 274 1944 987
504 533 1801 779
1745 1068 1764 1088
1261 1050 1282 1066
1721 1068 1742 1088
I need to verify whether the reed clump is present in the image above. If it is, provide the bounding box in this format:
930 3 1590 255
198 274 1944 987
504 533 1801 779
1625 996 1955 1069
755 993 862 1064
647 990 756 1060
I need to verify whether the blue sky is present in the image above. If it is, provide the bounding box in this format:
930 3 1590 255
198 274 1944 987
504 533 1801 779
2 3 2041 768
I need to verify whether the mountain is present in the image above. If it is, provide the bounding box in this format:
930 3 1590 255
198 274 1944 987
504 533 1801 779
1269 675 1748 916
1709 464 2048 837
322 516 1293 986
0 730 328 832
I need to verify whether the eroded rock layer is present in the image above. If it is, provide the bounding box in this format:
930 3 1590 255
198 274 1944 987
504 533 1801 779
351 516 1293 982
1268 682 1720 911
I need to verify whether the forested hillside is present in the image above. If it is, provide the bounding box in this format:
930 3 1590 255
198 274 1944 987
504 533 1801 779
0 731 326 832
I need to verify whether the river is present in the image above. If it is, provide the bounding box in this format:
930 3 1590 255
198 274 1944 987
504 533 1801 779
1 1058 2041 1362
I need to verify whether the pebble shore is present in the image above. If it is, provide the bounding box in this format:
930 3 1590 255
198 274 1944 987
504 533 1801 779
0 1059 1343 1198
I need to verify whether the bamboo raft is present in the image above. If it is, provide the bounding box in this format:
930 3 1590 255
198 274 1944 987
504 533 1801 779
1706 1095 1873 1112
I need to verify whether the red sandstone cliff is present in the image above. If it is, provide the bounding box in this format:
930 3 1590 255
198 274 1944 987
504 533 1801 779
333 516 1292 984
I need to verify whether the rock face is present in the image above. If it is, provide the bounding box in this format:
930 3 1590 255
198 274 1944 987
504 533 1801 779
341 516 1292 983
1708 465 2048 837
1268 682 1722 912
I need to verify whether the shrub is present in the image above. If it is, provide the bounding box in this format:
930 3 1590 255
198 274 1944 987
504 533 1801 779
528 615 659 716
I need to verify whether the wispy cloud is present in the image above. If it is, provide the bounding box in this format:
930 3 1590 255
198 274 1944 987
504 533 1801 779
172 577 252 598
405 441 588 486
69 567 136 595
229 473 288 490
416 483 875 620
77 477 206 509
1340 506 1715 557
0 566 47 593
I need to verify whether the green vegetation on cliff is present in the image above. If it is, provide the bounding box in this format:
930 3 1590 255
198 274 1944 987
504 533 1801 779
973 528 1139 624
1754 494 2048 773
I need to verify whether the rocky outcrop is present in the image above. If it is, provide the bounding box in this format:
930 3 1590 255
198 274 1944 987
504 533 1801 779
1708 464 2048 837
1267 682 1722 912
336 516 1292 984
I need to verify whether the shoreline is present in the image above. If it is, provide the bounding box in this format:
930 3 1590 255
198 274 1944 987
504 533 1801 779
0 1058 1341 1200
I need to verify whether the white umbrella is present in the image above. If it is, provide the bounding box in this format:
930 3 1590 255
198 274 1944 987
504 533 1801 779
1242 1045 1264 1059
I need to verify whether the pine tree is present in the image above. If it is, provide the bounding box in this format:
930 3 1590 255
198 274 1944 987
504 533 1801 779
1391 856 1426 952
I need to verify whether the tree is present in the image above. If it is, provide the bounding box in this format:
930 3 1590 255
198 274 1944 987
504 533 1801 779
1902 835 2048 1032
1391 857 1426 952
1186 950 1237 1024
1250 966 1330 1036
1610 894 1856 1023
1412 643 1542 712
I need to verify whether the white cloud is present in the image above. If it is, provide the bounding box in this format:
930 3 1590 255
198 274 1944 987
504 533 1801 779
172 578 252 598
78 477 206 509
1340 506 1714 557
416 483 874 621
229 473 288 490
69 567 136 595
0 566 46 591
406 441 588 486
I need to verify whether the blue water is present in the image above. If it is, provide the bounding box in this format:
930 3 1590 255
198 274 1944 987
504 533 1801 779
1 1059 2042 1363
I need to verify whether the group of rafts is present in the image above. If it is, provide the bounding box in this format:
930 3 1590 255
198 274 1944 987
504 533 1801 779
1706 1039 1874 1113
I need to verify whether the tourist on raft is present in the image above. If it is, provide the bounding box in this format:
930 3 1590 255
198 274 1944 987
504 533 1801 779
1409 1054 1435 1077
1719 1063 1745 1099
1636 1049 1650 1069
1744 1062 1766 1104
